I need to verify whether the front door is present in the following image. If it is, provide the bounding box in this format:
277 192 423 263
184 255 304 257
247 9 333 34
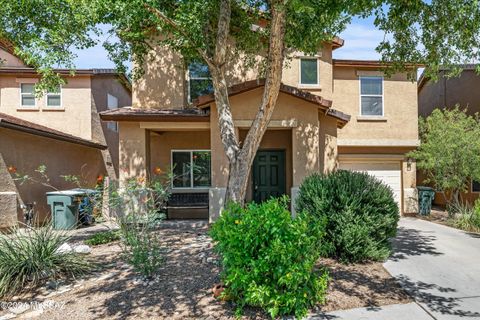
252 150 286 203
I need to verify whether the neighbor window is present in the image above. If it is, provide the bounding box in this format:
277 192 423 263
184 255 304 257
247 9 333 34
472 180 480 193
299 58 318 85
20 83 36 107
172 150 211 188
360 76 383 116
107 94 118 132
188 62 213 102
46 85 62 108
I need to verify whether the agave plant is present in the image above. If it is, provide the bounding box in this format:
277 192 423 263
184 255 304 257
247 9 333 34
0 225 91 298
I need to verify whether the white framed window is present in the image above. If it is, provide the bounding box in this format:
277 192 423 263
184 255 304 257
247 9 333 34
472 180 480 193
171 150 211 188
360 76 384 116
46 85 62 108
299 57 319 86
187 62 213 103
20 83 36 108
107 93 118 132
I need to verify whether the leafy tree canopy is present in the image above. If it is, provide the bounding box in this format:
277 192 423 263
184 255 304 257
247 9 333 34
408 107 480 204
1 0 479 87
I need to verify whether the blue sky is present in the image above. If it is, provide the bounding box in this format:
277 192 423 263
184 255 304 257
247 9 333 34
72 18 382 68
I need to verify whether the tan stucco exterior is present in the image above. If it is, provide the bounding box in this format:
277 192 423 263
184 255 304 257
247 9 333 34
0 50 25 67
0 128 106 226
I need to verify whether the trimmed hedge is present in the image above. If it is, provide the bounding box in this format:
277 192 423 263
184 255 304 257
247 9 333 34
210 197 329 318
296 170 399 263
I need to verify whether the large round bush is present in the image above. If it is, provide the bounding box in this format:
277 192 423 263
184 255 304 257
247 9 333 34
210 197 329 318
296 170 399 263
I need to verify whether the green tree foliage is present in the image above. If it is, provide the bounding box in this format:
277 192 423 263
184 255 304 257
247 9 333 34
408 107 480 205
296 171 399 263
210 197 329 318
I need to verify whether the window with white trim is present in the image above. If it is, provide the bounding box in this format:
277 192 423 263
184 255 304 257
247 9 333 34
360 76 383 116
46 85 62 108
20 83 36 107
472 180 480 193
299 58 318 86
188 63 213 103
107 94 118 132
172 150 211 188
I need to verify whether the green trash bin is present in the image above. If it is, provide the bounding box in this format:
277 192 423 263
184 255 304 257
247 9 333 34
417 186 436 216
46 190 86 230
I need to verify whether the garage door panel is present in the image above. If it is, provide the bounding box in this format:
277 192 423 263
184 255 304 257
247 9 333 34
339 161 401 210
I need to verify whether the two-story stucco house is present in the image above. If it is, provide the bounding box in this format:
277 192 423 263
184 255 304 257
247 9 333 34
100 37 419 221
0 40 131 228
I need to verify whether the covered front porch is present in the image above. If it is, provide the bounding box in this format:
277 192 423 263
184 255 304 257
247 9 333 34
101 81 350 221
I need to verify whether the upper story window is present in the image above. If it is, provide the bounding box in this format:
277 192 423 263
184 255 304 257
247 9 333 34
172 150 211 188
360 76 383 116
20 83 36 108
107 93 119 132
188 63 213 103
299 58 318 86
46 85 62 108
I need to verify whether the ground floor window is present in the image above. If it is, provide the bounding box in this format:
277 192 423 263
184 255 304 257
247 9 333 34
472 180 480 193
172 150 211 188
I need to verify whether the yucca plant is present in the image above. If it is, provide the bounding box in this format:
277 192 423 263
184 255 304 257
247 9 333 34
0 225 92 298
449 200 480 233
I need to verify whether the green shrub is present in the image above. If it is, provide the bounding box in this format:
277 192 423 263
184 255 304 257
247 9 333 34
210 197 328 319
448 200 480 233
84 230 121 246
0 225 91 297
118 212 164 278
296 170 399 263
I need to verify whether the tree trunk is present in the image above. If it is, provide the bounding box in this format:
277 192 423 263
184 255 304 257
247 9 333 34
209 0 288 205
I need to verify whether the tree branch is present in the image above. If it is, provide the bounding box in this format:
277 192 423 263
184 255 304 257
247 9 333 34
143 3 213 66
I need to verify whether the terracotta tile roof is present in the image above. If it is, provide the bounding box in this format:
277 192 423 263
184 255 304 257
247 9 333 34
99 107 210 122
0 113 107 149
333 59 423 68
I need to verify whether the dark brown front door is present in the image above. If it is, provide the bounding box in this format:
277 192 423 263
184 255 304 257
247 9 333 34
252 150 286 203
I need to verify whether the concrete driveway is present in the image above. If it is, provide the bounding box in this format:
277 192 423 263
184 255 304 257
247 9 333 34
384 218 480 319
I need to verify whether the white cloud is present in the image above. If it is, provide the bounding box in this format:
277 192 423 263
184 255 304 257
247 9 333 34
333 22 386 60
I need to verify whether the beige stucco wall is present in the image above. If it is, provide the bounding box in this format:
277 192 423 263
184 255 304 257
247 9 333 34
0 128 106 226
0 49 25 67
118 122 149 186
0 75 93 140
332 67 418 143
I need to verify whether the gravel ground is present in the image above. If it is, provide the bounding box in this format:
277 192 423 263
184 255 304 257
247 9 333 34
1 220 410 319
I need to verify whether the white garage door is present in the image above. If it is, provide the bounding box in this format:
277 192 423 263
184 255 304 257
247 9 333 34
338 161 402 210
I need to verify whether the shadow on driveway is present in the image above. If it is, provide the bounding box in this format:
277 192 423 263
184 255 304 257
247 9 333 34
389 227 443 262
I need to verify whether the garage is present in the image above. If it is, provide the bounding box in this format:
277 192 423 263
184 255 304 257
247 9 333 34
338 161 402 211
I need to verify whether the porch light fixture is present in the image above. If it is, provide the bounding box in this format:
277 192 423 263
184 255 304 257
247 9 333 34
406 157 413 171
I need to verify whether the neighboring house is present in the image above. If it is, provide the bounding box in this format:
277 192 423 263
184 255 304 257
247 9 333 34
0 41 132 228
418 66 480 205
100 37 419 221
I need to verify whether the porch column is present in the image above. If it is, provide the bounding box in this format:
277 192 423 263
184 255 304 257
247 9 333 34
291 120 320 215
118 122 149 188
209 108 231 222
0 151 18 229
319 113 338 174
402 159 418 215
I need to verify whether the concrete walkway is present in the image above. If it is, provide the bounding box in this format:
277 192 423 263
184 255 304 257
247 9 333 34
310 302 431 319
384 218 480 319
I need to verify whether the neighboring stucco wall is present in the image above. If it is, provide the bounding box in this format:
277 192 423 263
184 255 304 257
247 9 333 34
332 67 418 143
419 70 480 117
0 75 93 140
0 128 106 226
91 76 132 176
0 48 25 67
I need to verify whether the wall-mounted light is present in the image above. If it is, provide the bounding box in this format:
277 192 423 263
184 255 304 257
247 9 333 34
407 157 413 171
